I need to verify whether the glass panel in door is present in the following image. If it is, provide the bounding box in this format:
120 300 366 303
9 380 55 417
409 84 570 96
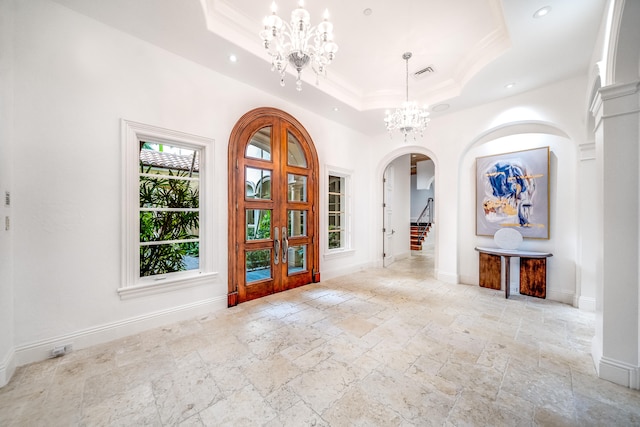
287 244 307 275
246 167 271 199
288 210 307 237
288 174 307 202
246 249 272 283
287 132 307 167
246 209 271 240
246 127 272 161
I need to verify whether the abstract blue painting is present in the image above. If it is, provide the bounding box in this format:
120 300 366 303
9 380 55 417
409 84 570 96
476 147 550 239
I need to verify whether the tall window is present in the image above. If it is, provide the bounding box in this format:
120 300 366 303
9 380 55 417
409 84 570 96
120 120 215 298
139 141 200 277
327 169 352 254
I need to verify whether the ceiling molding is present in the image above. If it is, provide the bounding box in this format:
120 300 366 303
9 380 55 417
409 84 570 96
50 0 608 132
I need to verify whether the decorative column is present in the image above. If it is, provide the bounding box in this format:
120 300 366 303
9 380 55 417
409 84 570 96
591 81 640 389
576 141 597 310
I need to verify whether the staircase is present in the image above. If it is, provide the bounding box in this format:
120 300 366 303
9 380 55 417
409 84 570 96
410 222 431 250
411 197 434 251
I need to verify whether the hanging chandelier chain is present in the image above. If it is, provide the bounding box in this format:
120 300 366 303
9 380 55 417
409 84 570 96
404 52 411 102
384 51 431 141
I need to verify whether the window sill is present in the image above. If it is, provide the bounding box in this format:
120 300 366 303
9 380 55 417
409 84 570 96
323 248 355 260
118 272 217 300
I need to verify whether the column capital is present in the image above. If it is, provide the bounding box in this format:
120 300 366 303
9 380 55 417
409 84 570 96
579 142 596 161
599 80 640 101
591 80 640 128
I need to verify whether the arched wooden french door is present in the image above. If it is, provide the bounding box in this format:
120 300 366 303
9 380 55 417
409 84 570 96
228 107 319 306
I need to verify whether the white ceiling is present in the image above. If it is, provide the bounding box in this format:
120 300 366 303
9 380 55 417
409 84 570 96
51 0 606 134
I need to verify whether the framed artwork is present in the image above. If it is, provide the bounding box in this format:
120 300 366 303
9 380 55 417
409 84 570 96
476 146 550 239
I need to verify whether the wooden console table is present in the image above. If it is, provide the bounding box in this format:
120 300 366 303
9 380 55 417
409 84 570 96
475 247 552 299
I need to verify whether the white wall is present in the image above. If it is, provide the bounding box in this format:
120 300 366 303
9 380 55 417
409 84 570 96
576 142 597 310
7 0 375 367
367 76 587 299
458 79 585 304
0 0 16 387
2 0 605 385
459 133 577 302
319 125 376 280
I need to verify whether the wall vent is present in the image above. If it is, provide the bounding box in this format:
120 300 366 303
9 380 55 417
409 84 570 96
413 65 435 79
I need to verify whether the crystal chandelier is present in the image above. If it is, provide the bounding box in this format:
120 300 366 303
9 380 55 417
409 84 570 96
259 1 338 91
384 52 430 141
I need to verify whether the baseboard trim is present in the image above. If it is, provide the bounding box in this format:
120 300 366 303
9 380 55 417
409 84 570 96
437 271 459 284
598 356 640 390
322 261 375 282
578 296 596 311
592 334 603 374
457 274 477 286
14 296 227 367
0 347 16 388
545 290 575 305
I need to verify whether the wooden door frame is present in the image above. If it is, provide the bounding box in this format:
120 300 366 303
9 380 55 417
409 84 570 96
227 107 320 306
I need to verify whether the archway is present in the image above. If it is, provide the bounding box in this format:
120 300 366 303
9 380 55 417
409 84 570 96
376 146 439 277
457 121 576 301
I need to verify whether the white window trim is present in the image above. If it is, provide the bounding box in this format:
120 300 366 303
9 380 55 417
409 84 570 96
119 119 217 299
324 166 354 259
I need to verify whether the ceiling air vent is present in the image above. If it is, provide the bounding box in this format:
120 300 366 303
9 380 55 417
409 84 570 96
412 65 435 80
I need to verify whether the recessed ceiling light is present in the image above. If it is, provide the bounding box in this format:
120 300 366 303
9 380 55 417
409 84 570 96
333 107 339 112
229 54 238 63
363 8 372 16
505 82 516 89
533 6 551 18
432 103 450 112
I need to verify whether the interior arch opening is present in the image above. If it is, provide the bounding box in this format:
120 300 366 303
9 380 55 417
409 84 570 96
381 151 436 278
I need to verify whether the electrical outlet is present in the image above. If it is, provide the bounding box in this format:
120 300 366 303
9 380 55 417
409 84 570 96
5 216 8 231
4 191 9 207
51 344 73 358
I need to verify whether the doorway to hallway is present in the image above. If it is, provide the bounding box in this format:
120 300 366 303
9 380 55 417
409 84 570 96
382 152 436 274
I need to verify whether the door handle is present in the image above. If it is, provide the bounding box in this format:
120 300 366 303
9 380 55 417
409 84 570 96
281 226 288 263
274 226 280 265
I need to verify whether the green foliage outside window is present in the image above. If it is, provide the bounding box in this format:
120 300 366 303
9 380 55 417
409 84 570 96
246 210 271 240
139 164 199 277
246 210 271 270
328 230 341 249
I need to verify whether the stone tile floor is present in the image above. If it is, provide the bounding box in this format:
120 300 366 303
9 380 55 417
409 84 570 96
1 254 639 426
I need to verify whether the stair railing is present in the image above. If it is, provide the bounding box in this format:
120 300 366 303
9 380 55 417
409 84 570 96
416 197 433 243
416 197 433 225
